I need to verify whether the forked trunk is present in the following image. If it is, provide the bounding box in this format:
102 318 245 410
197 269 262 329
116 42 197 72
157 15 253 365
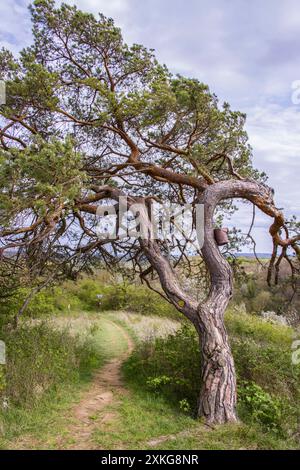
195 305 237 424
138 188 239 424
137 181 280 425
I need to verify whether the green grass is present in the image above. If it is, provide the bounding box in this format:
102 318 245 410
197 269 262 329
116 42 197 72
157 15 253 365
0 316 119 449
1 307 299 450
92 390 196 450
91 318 128 360
118 309 300 450
91 373 294 450
148 422 292 450
0 382 89 449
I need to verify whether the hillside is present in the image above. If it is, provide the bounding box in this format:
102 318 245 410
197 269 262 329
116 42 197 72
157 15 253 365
0 280 299 450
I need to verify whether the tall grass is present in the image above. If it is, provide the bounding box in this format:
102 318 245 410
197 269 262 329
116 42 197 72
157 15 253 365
0 320 103 444
123 309 300 441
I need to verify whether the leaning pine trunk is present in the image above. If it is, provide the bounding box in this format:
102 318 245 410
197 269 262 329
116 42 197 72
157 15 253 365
138 188 240 424
195 301 237 424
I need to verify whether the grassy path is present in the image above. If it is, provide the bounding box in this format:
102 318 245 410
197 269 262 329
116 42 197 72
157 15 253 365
3 312 294 450
56 319 133 449
3 316 133 450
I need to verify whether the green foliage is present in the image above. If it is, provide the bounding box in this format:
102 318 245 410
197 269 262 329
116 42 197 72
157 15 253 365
50 277 180 318
124 309 300 437
179 398 191 414
0 286 57 320
0 321 100 407
0 0 266 203
61 279 103 312
103 282 179 318
238 382 285 433
124 324 200 410
225 309 293 346
1 275 180 324
0 137 84 226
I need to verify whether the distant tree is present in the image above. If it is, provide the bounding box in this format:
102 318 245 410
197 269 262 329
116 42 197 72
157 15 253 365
0 0 299 423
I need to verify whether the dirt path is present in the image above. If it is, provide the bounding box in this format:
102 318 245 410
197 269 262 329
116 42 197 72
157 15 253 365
57 320 134 450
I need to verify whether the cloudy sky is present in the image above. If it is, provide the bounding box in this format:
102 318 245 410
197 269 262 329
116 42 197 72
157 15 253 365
1 0 300 252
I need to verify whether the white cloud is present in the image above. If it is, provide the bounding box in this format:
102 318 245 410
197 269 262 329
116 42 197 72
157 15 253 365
247 105 300 161
0 0 31 53
64 0 129 18
244 102 300 217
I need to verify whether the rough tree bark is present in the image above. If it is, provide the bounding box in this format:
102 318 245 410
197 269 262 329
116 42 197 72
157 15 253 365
195 182 237 423
191 179 277 423
78 179 289 425
195 304 237 423
136 196 237 423
137 179 277 424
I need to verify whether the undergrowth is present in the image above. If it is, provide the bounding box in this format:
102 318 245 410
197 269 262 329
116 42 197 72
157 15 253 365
0 320 103 445
123 309 300 443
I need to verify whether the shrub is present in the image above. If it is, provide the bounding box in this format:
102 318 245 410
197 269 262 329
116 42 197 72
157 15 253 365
104 283 179 318
232 271 299 317
124 324 200 412
1 274 182 321
124 310 300 436
0 321 101 408
70 279 103 311
251 290 272 313
0 287 58 320
238 382 285 434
